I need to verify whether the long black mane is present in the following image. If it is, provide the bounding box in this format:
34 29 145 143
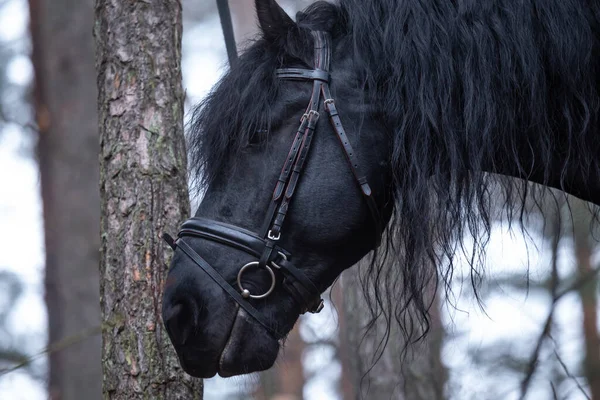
188 0 600 349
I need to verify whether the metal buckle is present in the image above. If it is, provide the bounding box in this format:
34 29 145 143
311 299 325 314
237 261 276 300
308 110 320 120
267 230 281 241
270 252 287 270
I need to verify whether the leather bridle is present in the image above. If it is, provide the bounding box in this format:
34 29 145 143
163 31 382 339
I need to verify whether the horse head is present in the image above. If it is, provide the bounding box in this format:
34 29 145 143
161 0 600 379
161 0 393 378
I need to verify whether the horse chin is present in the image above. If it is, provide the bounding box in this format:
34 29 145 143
217 308 280 377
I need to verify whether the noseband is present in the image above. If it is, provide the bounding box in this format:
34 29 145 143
163 31 382 338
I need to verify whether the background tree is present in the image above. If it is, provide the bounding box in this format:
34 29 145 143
442 185 600 400
0 1 46 396
28 0 102 398
95 0 203 398
0 271 26 368
342 255 447 400
572 198 600 399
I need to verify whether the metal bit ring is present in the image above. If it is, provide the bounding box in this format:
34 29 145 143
237 261 276 300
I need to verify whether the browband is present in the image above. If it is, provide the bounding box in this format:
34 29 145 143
276 68 330 82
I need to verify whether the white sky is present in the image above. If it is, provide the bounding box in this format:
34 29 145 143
0 1 597 399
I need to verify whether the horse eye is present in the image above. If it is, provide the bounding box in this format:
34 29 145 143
249 129 269 145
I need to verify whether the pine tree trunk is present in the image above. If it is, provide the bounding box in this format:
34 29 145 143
333 280 358 400
94 0 203 398
29 0 102 398
229 0 256 47
342 258 447 400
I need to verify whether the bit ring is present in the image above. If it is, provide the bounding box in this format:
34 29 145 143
237 262 276 300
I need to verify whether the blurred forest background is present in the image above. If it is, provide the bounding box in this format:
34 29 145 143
0 0 598 399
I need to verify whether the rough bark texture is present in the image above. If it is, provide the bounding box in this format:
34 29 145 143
94 0 203 398
342 257 447 400
29 0 102 398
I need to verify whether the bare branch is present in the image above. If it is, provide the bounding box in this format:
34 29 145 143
519 216 600 400
554 350 591 400
0 325 101 377
550 381 559 400
0 102 38 134
555 263 600 301
0 348 28 365
519 215 562 399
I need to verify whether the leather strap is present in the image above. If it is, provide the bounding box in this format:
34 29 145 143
180 218 269 259
269 110 320 238
276 68 330 82
263 31 331 241
163 30 384 336
272 117 310 202
164 234 282 338
321 84 383 246
271 31 382 246
259 116 310 238
277 258 323 313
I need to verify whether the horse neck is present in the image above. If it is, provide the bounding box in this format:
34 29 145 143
482 132 600 207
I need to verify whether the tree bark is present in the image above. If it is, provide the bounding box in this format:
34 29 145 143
94 0 203 398
342 257 447 400
29 0 102 398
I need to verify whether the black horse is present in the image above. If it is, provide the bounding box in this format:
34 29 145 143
162 0 600 378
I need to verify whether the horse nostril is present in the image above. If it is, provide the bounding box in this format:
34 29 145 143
164 302 196 346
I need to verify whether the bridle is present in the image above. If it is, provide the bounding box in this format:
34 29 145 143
163 30 382 338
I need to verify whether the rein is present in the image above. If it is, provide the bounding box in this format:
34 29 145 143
163 30 382 338
216 0 238 67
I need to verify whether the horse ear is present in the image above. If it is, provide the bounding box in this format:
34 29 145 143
255 0 296 41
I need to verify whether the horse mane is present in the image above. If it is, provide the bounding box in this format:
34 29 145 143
188 0 600 355
335 0 600 343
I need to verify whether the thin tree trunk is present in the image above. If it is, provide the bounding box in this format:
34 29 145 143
255 325 306 400
333 280 358 400
95 0 203 398
29 0 102 398
277 325 306 398
229 0 257 47
572 200 600 400
342 256 447 400
402 292 446 400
